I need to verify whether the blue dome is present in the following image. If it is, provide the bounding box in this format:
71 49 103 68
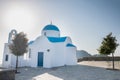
43 24 60 31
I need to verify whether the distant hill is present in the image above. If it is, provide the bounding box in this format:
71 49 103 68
76 50 92 59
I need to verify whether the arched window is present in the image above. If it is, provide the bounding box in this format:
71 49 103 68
29 49 31 58
5 55 9 61
44 32 46 36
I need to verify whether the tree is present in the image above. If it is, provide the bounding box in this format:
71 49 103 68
9 32 28 73
97 32 119 69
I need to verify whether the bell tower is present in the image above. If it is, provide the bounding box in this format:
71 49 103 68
8 29 17 43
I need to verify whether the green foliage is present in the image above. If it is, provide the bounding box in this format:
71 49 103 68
98 32 119 55
9 32 28 56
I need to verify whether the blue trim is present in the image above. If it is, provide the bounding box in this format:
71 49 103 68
43 24 60 31
47 37 66 42
66 43 76 47
28 41 34 45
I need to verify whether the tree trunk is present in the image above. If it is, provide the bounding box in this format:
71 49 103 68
112 53 115 69
15 56 18 73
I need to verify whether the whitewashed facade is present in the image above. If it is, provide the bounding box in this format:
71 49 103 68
2 24 77 68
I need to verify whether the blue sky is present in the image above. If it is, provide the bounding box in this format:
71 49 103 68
0 0 120 60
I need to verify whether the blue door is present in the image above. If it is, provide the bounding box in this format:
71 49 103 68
38 52 43 66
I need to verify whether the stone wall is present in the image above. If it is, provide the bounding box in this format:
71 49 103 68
78 57 120 62
0 69 15 80
79 61 120 69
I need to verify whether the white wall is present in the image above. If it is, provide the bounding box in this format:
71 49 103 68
65 37 72 44
29 35 77 68
64 37 77 65
2 36 77 68
25 36 77 68
2 43 11 68
51 42 65 67
29 36 53 68
66 47 77 65
3 43 30 68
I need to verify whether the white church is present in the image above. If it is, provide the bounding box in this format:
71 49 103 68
2 24 77 68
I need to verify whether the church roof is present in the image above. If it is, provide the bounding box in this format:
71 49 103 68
43 24 60 31
66 43 76 47
47 37 66 43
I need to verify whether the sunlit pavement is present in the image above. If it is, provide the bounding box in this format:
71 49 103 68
16 62 120 80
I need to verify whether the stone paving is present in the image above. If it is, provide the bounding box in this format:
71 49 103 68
15 63 120 80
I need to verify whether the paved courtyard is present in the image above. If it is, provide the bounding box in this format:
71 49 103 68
15 62 120 80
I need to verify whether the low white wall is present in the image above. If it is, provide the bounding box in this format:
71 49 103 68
79 61 120 69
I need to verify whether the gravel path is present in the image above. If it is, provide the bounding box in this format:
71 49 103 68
15 63 120 80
